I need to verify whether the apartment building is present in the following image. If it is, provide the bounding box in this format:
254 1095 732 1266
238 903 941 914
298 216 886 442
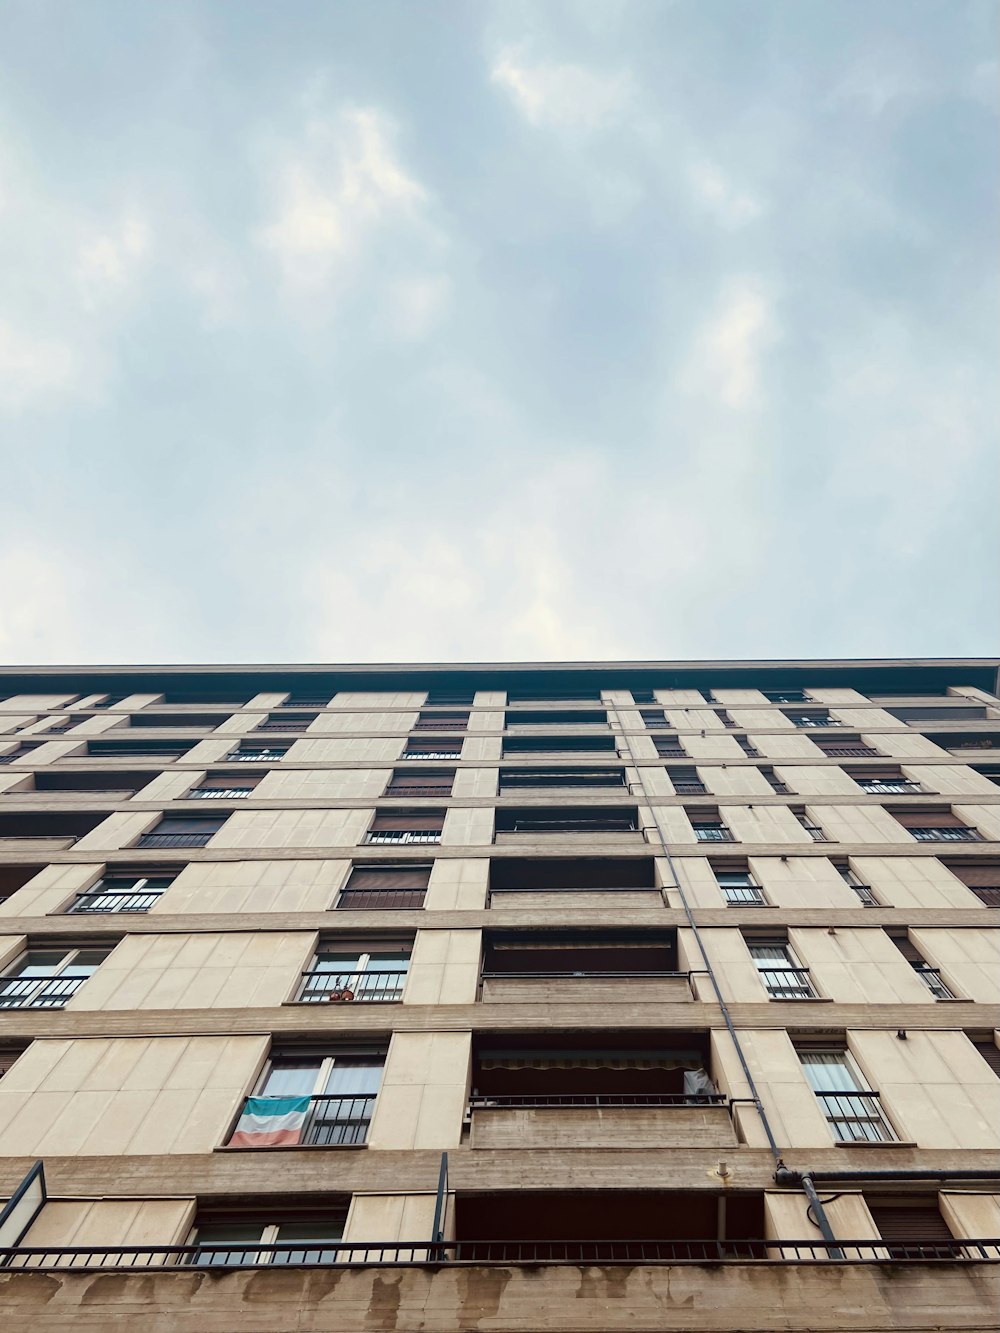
0 658 997 1332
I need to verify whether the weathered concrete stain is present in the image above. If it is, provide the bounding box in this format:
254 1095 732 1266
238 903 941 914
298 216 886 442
366 1272 403 1331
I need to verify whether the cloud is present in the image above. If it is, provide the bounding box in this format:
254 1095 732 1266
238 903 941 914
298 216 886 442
688 158 765 229
256 107 432 290
678 278 779 411
491 46 634 131
0 320 83 412
76 212 151 308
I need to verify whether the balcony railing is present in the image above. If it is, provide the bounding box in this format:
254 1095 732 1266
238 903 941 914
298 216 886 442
385 785 453 797
3 1237 996 1268
693 827 735 842
335 888 426 910
469 1092 725 1109
66 889 165 914
136 832 215 848
721 888 768 906
857 781 922 794
909 827 981 842
402 749 462 760
913 965 955 999
0 974 88 1009
487 885 659 904
503 819 638 834
672 782 707 795
848 884 879 907
365 830 441 845
229 1094 375 1147
755 967 816 999
296 969 407 1002
801 824 830 842
257 720 310 732
228 750 285 762
814 1089 895 1142
820 746 879 758
189 787 253 800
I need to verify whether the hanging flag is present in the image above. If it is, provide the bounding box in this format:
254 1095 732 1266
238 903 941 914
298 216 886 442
229 1095 312 1147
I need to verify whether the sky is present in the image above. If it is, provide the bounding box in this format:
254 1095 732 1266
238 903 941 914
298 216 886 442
0 0 997 666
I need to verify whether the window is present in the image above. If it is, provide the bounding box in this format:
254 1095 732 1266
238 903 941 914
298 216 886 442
735 736 761 757
865 1198 959 1258
747 941 816 998
425 690 476 706
713 710 738 728
335 864 430 910
365 811 444 845
890 706 989 723
502 734 617 756
762 689 807 703
886 932 956 998
43 715 84 734
848 768 923 795
968 1035 1000 1078
413 711 469 731
892 809 981 842
283 694 334 708
191 1216 346 1266
813 735 880 759
87 738 190 758
757 766 790 794
834 863 880 907
402 736 463 759
798 1050 895 1142
66 869 175 914
228 744 288 762
228 1052 384 1147
945 859 1000 908
666 767 706 795
297 944 410 1003
654 736 687 758
0 947 111 1009
791 807 828 841
714 866 767 906
189 773 261 800
506 709 608 727
494 808 638 835
688 809 734 842
640 709 667 729
385 770 455 797
136 814 227 848
130 712 231 729
258 713 316 733
786 710 841 728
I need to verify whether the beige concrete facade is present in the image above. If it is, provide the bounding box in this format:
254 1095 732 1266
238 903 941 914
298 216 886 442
0 658 998 1331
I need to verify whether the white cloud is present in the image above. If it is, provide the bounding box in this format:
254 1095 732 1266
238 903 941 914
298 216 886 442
256 107 431 289
76 212 151 308
678 277 778 411
491 46 633 131
0 320 82 412
384 274 451 340
688 158 765 229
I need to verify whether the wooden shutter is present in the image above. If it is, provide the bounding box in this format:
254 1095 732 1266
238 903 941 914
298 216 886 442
199 773 261 789
405 736 459 752
369 811 445 832
845 767 903 780
867 1199 954 1246
154 815 226 835
886 932 924 964
688 808 722 825
893 809 964 828
0 1046 25 1079
943 862 1000 887
971 1039 1000 1078
387 772 454 793
346 865 431 890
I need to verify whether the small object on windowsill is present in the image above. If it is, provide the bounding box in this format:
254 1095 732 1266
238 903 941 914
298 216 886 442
326 989 355 1002
896 1030 907 1039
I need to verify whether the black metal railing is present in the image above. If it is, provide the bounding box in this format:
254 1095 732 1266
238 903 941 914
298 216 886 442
136 833 214 848
228 750 286 762
672 782 707 794
0 975 88 1009
693 827 735 842
2 1237 996 1269
909 827 981 842
849 884 879 907
335 888 426 910
913 965 955 999
721 889 768 906
469 1093 726 1109
820 746 879 757
487 885 659 902
385 786 454 797
66 890 164 914
257 720 311 732
857 781 922 794
814 1089 895 1142
755 967 816 999
365 830 442 845
480 969 688 982
402 750 462 760
801 824 830 842
296 969 407 1003
189 787 254 799
229 1094 376 1147
504 819 638 834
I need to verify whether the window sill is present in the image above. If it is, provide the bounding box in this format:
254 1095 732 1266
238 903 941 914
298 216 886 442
279 999 403 1007
930 997 976 1003
767 995 834 1003
833 1139 917 1149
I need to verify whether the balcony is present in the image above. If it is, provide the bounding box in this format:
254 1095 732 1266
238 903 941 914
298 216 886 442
815 1089 895 1143
856 780 922 794
0 974 88 1009
365 829 441 845
65 884 168 914
819 745 879 758
227 1094 375 1147
189 786 255 800
295 969 407 1003
334 887 426 910
755 966 816 999
228 748 287 762
468 1036 730 1148
487 857 659 909
908 827 981 842
494 808 640 843
480 931 687 1004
